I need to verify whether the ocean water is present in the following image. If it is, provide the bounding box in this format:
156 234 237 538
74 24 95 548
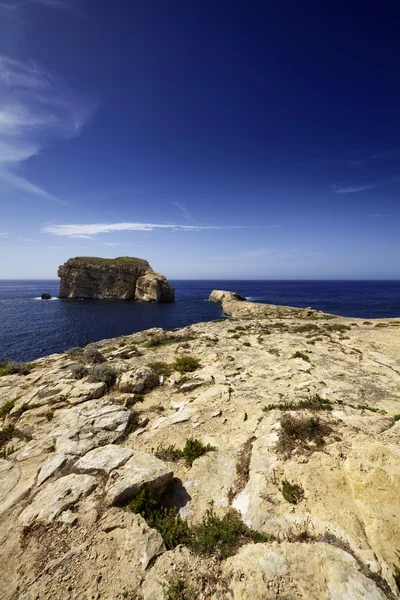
0 280 399 363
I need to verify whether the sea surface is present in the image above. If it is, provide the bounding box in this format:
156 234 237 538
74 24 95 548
0 280 399 363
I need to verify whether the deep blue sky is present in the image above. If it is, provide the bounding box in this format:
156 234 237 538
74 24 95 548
1 0 399 279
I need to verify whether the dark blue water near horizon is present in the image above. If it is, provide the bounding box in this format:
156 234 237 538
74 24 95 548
1 280 399 363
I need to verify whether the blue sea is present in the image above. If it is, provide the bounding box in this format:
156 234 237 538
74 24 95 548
1 280 399 363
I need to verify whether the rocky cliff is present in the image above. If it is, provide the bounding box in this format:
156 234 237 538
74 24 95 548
58 256 174 302
0 292 400 599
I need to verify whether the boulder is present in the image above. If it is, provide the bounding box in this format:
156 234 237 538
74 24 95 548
118 367 159 394
74 445 134 474
58 256 174 302
105 452 173 506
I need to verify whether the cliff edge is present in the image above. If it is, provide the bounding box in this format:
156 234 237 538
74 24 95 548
58 256 174 302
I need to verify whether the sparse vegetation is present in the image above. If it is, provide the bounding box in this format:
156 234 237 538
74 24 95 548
155 438 216 467
0 399 16 417
66 347 84 358
228 437 254 501
291 351 310 361
171 357 201 374
84 346 106 364
281 479 304 504
165 580 190 600
243 341 251 347
263 394 333 413
70 363 88 379
0 424 15 449
148 361 173 376
0 362 30 377
190 505 270 560
129 489 190 550
88 364 117 390
277 414 331 455
394 414 400 422
268 348 280 356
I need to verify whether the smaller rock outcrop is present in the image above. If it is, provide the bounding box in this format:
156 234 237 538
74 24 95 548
58 256 174 302
41 293 52 300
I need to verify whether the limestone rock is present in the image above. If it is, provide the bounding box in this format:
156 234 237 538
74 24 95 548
105 452 173 505
118 366 159 393
74 445 134 474
19 473 97 526
58 256 174 302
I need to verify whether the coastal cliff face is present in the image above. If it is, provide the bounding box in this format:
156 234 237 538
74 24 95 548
58 256 174 302
1 292 400 599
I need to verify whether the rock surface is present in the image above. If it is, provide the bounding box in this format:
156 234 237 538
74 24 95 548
58 256 174 302
0 291 399 599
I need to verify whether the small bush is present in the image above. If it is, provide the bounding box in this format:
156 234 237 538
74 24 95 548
394 414 400 422
0 424 15 449
268 348 280 356
190 506 269 560
243 341 251 347
13 403 29 417
88 364 117 390
165 580 190 600
66 347 84 357
277 414 331 455
84 347 105 364
0 399 16 417
70 363 88 379
291 351 310 362
263 394 333 413
281 480 304 504
0 362 30 377
129 489 190 550
155 438 216 467
171 357 201 374
148 361 173 376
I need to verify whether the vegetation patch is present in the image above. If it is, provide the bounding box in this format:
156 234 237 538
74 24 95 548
0 399 16 418
394 414 400 422
243 341 251 347
263 394 333 413
84 347 105 364
228 437 254 502
148 361 173 376
66 347 84 358
171 357 201 374
268 348 280 356
281 480 304 504
165 580 191 600
88 364 117 390
291 351 310 361
70 363 88 379
155 438 216 467
0 424 15 449
0 362 30 377
277 414 331 455
129 489 190 550
190 505 270 560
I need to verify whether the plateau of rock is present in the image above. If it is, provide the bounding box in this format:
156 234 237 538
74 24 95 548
58 256 174 302
0 291 399 599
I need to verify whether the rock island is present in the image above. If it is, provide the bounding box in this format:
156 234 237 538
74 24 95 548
58 256 174 302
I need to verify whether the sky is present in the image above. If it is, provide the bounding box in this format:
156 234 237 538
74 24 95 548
0 0 399 279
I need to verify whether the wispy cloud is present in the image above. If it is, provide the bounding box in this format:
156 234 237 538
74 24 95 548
42 222 243 239
28 0 71 8
349 148 400 166
332 182 379 194
173 201 195 223
0 232 8 237
364 213 393 218
0 55 94 203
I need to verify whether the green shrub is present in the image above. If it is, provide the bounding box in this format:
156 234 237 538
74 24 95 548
84 347 105 364
66 347 84 357
129 489 190 550
148 361 173 376
0 399 16 417
155 438 216 467
277 414 331 455
263 394 332 413
243 341 251 347
171 357 201 373
165 580 190 600
291 351 310 362
394 414 400 422
190 506 269 560
70 363 88 379
0 424 15 449
281 480 304 504
88 364 117 390
0 362 30 377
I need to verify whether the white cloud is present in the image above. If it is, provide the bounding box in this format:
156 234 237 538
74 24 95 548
332 182 378 194
42 222 242 238
0 55 94 203
0 232 8 236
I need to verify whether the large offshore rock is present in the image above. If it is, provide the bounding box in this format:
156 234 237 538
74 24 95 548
58 256 174 302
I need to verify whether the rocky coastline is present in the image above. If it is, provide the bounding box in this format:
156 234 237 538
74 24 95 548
58 256 174 302
0 291 399 599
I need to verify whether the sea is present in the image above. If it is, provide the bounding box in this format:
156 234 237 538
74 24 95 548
1 280 399 363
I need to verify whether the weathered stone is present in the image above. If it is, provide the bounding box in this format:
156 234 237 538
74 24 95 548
58 256 174 302
74 445 133 474
118 367 158 394
68 381 106 405
19 474 97 526
105 452 173 506
37 453 66 486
